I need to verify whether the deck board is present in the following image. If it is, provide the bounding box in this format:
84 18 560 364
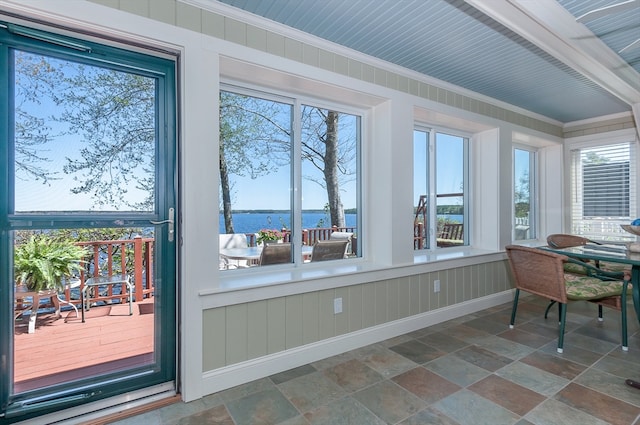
13 299 154 393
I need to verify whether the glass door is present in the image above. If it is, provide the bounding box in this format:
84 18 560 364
0 23 176 422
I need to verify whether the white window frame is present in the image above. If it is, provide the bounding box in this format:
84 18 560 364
219 81 364 268
512 145 538 241
414 124 470 251
565 129 638 242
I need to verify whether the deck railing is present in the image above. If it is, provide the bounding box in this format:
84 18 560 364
246 226 357 254
63 236 154 307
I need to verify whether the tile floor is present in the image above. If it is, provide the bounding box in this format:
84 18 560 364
111 297 640 425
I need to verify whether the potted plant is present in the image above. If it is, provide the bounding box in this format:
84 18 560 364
256 228 284 246
14 235 88 293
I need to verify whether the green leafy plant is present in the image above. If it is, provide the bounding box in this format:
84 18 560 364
14 235 88 292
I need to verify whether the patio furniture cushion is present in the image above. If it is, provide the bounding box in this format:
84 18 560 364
564 273 629 300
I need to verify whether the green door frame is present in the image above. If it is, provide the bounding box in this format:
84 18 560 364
0 22 177 423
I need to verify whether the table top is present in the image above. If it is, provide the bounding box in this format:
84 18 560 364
542 243 640 266
85 275 130 285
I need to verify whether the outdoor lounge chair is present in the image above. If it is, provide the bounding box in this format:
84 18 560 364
505 245 630 353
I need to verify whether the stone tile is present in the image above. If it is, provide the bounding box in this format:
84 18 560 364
378 333 414 348
519 350 586 379
432 389 520 425
398 407 461 425
573 316 626 345
496 361 569 397
322 359 384 393
463 317 511 335
537 340 603 366
270 364 317 384
417 331 469 353
440 323 492 343
217 377 275 403
278 416 310 425
518 321 563 339
225 388 299 425
452 344 514 372
593 354 640 380
392 367 461 403
278 371 346 413
575 368 640 408
304 396 386 425
525 398 610 425
353 380 425 424
468 375 546 416
311 351 355 370
355 343 418 378
497 327 553 348
424 354 491 387
560 330 619 354
471 335 536 360
178 404 234 425
388 339 447 364
554 383 640 425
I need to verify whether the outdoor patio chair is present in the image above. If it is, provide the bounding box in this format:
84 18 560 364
259 243 291 266
310 240 349 262
505 245 630 353
329 231 353 255
219 233 250 269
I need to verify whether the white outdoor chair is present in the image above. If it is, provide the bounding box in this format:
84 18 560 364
219 234 249 269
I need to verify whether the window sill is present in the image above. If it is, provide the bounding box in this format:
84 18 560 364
199 248 506 309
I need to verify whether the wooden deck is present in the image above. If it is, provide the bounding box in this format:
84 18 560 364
13 299 154 394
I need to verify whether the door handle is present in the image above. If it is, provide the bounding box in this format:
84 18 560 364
150 207 174 242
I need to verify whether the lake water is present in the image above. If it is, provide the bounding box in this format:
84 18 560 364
219 212 462 234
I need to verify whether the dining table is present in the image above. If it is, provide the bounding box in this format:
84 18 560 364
541 242 640 391
220 245 313 265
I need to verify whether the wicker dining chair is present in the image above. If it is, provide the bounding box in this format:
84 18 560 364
505 245 630 353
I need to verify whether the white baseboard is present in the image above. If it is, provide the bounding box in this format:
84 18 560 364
200 289 514 396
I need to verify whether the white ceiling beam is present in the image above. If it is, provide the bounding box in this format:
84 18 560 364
464 0 640 106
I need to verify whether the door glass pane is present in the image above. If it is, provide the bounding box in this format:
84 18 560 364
13 228 156 393
14 50 155 213
10 48 160 397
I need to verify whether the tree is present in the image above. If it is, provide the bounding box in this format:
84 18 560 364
14 51 156 210
219 91 291 233
300 106 356 228
218 92 357 233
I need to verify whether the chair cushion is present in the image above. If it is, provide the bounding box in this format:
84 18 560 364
563 262 589 275
597 261 632 274
564 273 627 300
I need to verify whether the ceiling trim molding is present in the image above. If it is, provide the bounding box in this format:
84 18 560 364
465 0 640 106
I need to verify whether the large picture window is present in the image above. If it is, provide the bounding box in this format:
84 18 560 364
219 87 360 269
413 127 468 250
570 141 637 241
